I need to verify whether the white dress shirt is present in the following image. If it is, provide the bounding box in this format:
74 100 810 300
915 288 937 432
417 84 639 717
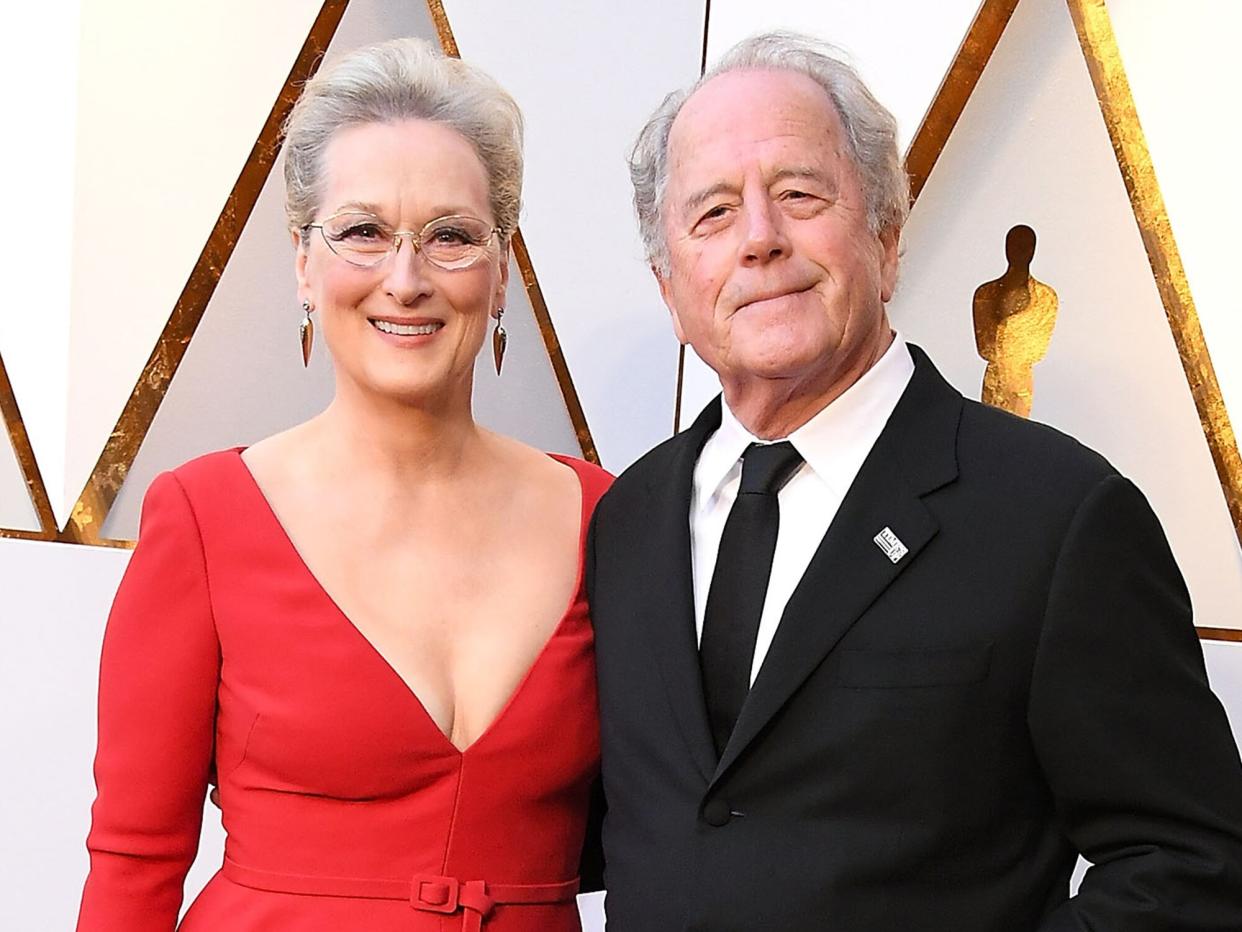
690 334 916 685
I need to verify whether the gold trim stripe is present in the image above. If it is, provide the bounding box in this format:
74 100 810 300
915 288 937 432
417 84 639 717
425 0 459 58
62 1 353 546
427 0 599 464
0 351 57 540
905 0 1020 202
1068 0 1242 546
1199 627 1242 643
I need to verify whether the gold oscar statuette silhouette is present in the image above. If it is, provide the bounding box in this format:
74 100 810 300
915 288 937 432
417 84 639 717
973 224 1059 418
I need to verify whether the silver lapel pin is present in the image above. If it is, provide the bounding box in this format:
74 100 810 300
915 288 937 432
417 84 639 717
873 526 908 564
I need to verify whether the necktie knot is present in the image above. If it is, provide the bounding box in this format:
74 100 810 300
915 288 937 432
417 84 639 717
739 441 804 495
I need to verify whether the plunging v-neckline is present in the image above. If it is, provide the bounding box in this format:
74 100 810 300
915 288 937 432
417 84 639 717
230 448 590 756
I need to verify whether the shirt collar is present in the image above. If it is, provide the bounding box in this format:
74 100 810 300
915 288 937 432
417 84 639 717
695 333 915 506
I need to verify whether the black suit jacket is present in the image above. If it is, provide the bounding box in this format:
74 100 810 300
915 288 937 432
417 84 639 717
586 345 1242 931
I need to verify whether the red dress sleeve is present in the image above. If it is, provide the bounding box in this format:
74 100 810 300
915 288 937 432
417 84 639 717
77 471 220 931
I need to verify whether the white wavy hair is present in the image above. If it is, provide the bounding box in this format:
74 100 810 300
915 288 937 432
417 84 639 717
282 37 524 240
629 31 909 273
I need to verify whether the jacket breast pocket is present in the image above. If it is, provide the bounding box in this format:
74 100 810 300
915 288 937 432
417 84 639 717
828 644 992 688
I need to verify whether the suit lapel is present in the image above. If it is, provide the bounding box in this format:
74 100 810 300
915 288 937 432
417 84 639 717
711 346 963 784
711 456 936 782
641 399 722 782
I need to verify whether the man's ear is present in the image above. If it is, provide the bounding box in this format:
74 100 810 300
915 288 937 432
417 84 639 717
878 225 901 303
654 266 688 345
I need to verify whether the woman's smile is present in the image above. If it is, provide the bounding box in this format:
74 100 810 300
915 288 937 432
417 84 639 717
367 316 446 345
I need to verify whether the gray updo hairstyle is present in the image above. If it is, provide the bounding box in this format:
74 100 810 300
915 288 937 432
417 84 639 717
629 31 909 273
283 36 524 240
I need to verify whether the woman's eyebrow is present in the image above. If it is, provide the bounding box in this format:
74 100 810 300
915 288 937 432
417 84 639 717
331 201 386 216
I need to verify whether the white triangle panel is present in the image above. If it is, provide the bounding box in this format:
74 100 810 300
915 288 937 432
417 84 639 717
0 1 80 519
0 423 40 532
61 0 326 528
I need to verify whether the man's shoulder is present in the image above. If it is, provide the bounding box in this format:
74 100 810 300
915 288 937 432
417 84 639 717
595 430 693 515
607 431 689 491
954 395 1118 496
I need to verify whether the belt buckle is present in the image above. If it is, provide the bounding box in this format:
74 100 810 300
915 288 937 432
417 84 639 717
411 874 460 914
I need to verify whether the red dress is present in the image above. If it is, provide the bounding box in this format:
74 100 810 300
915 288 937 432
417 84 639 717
77 449 612 931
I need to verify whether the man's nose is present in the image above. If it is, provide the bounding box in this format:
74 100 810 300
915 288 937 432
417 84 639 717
740 199 790 265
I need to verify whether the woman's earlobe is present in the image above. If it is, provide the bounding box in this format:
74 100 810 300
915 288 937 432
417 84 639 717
294 238 311 292
497 251 511 301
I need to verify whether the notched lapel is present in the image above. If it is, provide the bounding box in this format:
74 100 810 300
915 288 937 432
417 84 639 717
712 458 937 782
710 346 963 784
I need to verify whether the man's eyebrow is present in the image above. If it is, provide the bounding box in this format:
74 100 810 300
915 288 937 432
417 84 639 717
770 166 834 188
680 167 836 214
681 182 737 214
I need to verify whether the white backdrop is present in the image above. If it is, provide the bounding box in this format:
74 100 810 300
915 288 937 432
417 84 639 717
1 1 1240 929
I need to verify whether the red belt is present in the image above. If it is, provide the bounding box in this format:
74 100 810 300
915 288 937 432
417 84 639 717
222 856 579 931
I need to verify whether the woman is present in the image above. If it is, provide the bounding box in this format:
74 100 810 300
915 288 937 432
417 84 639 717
76 37 610 931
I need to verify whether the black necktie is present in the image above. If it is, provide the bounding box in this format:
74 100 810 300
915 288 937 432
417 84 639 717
700 441 805 756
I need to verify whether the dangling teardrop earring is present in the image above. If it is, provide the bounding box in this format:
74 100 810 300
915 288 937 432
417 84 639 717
492 306 507 375
299 300 314 367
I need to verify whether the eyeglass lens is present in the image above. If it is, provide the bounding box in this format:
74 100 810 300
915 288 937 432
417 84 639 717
319 213 495 270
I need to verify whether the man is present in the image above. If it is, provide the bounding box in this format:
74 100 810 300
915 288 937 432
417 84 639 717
586 32 1242 931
